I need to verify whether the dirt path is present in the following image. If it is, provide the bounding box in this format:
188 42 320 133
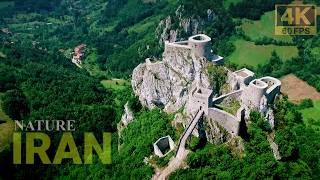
152 150 189 180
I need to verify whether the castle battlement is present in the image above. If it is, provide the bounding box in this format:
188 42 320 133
164 34 224 65
188 86 213 115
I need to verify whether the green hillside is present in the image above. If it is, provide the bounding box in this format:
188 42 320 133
0 93 14 153
228 39 298 67
300 101 320 132
241 11 292 43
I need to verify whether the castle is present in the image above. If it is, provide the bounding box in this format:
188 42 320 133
150 34 281 159
125 33 284 179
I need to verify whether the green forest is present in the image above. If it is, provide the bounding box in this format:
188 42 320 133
0 0 320 179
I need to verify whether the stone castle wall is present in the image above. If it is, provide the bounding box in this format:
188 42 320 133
164 34 212 60
207 108 240 135
212 89 243 104
260 77 281 104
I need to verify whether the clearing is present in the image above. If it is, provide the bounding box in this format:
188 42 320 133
228 39 298 68
241 11 292 43
299 101 320 132
280 74 320 103
101 79 131 91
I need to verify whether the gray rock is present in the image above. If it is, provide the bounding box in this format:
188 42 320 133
132 46 210 113
120 102 134 127
156 5 210 46
205 118 232 144
265 108 275 129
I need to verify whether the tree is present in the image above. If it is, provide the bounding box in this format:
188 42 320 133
0 67 16 92
128 95 142 113
275 127 298 160
2 89 29 120
298 99 314 109
257 51 283 76
207 64 227 94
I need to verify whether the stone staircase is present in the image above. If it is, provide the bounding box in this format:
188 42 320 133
175 109 204 159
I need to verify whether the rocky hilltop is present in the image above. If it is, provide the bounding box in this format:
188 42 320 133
131 33 282 149
156 5 216 45
132 34 220 113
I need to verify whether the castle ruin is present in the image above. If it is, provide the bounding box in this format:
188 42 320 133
131 34 281 159
138 34 283 179
185 67 281 135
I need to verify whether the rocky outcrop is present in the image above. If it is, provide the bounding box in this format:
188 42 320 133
132 46 210 113
226 136 245 157
117 102 134 132
265 108 275 129
121 102 134 126
204 117 232 144
267 132 282 160
156 5 216 45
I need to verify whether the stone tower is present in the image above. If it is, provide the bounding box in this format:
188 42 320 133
187 86 213 115
188 34 212 59
242 79 268 109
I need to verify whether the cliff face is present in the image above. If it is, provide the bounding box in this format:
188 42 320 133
156 5 215 45
132 45 210 113
131 4 237 148
131 5 221 113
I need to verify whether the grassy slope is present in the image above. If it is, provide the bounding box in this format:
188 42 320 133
0 93 14 152
227 9 300 68
300 101 320 132
101 79 130 91
228 39 298 67
128 15 163 33
241 11 292 43
82 49 109 77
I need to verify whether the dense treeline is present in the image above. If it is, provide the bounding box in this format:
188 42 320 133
98 0 128 24
1 0 235 77
2 89 29 120
0 42 134 178
1 0 174 77
0 41 135 130
98 0 173 75
13 0 62 12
